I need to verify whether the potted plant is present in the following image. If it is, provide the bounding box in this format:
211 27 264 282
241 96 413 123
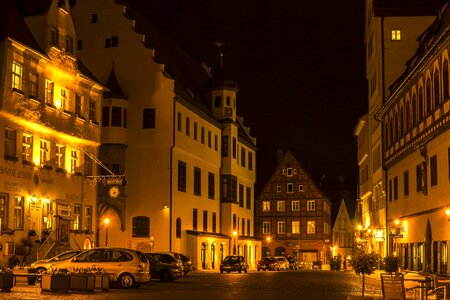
69 267 95 292
90 267 109 291
40 268 71 292
0 267 14 292
352 251 380 297
383 255 400 274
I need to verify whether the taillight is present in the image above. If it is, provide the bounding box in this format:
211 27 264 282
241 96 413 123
137 264 144 272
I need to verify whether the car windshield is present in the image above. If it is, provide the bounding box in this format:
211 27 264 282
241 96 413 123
52 251 80 261
223 256 240 263
261 257 274 262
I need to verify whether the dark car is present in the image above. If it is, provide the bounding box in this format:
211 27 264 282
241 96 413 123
146 252 184 273
220 255 248 273
172 252 193 275
145 254 182 281
257 257 276 271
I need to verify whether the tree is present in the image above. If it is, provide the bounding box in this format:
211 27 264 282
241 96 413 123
383 255 400 274
352 252 380 296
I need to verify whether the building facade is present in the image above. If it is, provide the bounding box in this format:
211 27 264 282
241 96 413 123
355 0 445 258
0 0 104 265
255 151 332 267
331 199 354 263
377 3 450 275
72 0 260 270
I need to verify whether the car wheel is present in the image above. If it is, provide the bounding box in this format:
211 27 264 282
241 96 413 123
159 270 171 282
244 268 247 273
238 269 242 273
35 267 46 282
118 273 135 288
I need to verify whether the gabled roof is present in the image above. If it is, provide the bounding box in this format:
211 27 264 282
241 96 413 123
0 0 46 55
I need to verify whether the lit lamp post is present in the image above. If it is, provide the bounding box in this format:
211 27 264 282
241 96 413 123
104 218 110 247
232 231 237 255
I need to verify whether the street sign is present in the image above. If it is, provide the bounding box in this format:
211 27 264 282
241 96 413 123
389 234 403 238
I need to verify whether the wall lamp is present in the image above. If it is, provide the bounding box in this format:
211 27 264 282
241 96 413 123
446 208 450 221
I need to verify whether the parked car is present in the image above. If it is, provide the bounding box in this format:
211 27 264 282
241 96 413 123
172 252 193 275
274 256 289 270
257 257 277 271
51 247 150 288
30 250 83 275
144 254 182 281
146 252 184 274
288 257 299 270
220 255 248 273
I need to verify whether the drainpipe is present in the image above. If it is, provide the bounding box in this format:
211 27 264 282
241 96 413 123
169 97 176 252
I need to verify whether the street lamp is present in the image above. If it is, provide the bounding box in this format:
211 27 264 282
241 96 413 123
104 218 110 247
232 231 237 255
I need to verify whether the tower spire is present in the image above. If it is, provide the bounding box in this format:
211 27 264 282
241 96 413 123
214 41 224 71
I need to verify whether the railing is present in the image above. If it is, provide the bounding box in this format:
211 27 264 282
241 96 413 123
69 231 81 250
37 230 57 260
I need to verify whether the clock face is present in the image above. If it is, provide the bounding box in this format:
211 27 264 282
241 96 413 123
109 186 120 198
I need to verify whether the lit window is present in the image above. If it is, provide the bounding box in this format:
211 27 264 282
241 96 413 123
262 222 270 234
292 200 300 211
45 80 54 104
12 61 23 91
262 201 270 212
40 139 50 166
292 221 300 234
0 194 9 228
277 221 285 234
277 201 285 212
71 148 79 173
56 144 65 169
84 206 92 231
14 196 24 229
391 29 401 41
58 88 68 110
307 200 316 211
307 221 316 234
22 133 33 162
73 204 82 230
89 99 96 121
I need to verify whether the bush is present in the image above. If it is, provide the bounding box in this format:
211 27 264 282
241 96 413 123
352 252 380 297
383 255 400 274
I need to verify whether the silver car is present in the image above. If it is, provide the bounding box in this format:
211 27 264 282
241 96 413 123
31 250 83 274
51 247 150 288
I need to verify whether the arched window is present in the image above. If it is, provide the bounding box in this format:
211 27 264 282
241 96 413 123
389 117 394 145
394 112 398 142
426 78 432 115
434 70 440 108
214 96 221 107
418 88 424 121
412 95 417 126
443 60 449 100
132 216 150 237
176 217 181 238
406 102 410 131
400 106 404 136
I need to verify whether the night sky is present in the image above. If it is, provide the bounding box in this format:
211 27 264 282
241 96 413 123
126 0 368 193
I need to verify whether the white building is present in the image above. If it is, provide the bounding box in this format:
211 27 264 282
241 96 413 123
72 0 260 270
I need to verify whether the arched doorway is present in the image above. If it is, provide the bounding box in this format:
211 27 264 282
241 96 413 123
211 243 216 269
201 243 207 269
425 219 432 272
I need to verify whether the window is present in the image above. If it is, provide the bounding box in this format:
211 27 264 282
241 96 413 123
241 147 246 167
202 210 208 232
0 194 8 229
416 164 423 192
262 222 271 234
194 167 201 196
307 200 316 211
292 221 300 234
193 122 198 140
84 206 92 231
247 219 250 236
262 201 270 211
208 172 215 199
65 35 73 53
40 139 50 166
232 137 237 158
277 201 285 212
241 218 245 235
91 14 98 23
11 61 22 91
208 131 211 148
50 26 59 47
212 213 217 233
75 94 83 116
111 106 122 127
89 99 96 121
71 148 79 173
233 214 237 230
287 168 293 176
13 196 23 229
29 72 39 98
177 112 182 132
59 87 68 110
222 136 228 156
186 117 190 136
444 61 449 100
178 161 186 192
248 152 253 170
246 187 251 209
102 107 109 126
430 155 438 186
239 184 244 207
111 36 118 47
73 204 82 231
56 144 65 169
391 29 401 41
132 216 150 237
201 127 205 144
176 218 181 238
277 221 285 234
22 133 33 162
287 183 294 193
307 221 316 234
193 209 198 231
434 71 441 107
143 108 155 128
393 176 398 200
299 185 304 192
404 170 409 196
292 200 300 211
5 128 17 158
214 135 218 151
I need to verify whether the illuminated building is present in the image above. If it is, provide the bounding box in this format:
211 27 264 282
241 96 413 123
0 0 104 263
255 151 332 267
72 0 260 270
354 0 445 258
377 3 450 275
